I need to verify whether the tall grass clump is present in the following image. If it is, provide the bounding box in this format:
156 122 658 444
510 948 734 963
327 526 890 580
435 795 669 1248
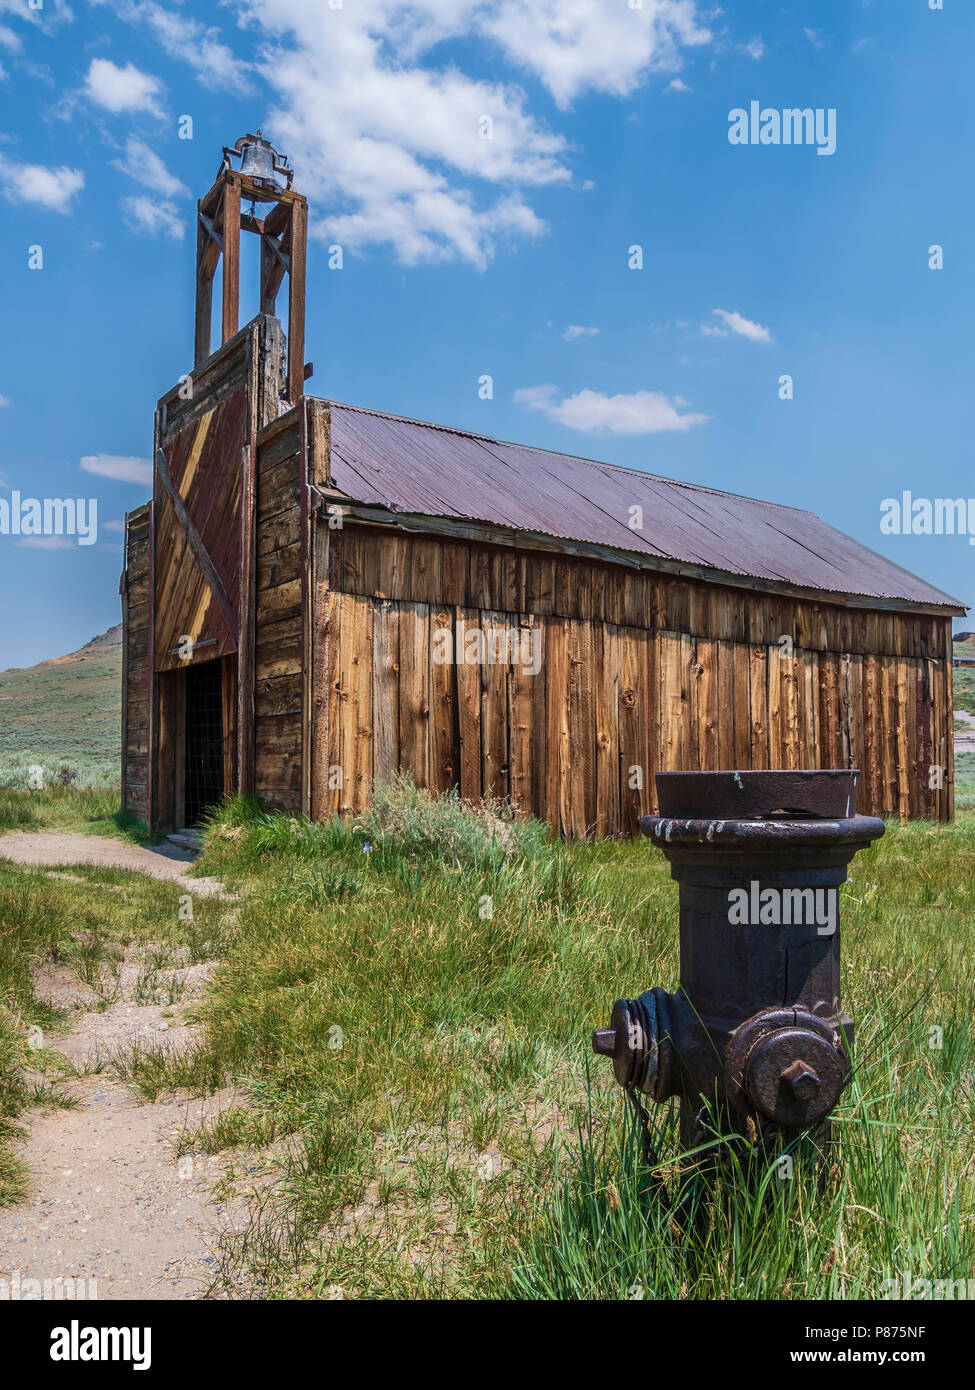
505 990 975 1300
0 781 146 839
203 775 553 876
355 773 552 869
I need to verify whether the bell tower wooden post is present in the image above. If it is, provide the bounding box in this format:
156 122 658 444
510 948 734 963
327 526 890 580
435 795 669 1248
194 134 308 406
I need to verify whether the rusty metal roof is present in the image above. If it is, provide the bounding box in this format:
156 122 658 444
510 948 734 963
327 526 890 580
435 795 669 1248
323 400 964 612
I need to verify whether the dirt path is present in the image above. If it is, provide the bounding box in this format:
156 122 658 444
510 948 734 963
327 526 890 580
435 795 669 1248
0 1079 237 1300
0 830 227 896
0 832 239 1300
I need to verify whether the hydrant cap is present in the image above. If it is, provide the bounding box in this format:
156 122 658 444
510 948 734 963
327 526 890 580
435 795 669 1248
591 996 660 1093
725 1009 851 1129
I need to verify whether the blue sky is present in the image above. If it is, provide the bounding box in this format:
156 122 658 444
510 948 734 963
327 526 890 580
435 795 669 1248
0 0 971 669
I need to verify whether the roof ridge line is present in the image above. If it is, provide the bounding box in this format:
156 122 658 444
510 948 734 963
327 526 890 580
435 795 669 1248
320 397 815 518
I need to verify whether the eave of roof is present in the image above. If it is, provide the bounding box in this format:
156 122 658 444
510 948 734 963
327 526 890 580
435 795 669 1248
313 398 966 616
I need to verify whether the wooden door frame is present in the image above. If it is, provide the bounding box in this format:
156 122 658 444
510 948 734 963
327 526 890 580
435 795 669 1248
155 667 186 835
222 653 239 804
153 655 238 833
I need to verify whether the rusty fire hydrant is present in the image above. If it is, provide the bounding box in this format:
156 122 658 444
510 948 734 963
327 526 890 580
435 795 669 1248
593 770 885 1150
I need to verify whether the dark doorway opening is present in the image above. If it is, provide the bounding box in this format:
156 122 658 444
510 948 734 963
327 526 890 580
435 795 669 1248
184 659 224 826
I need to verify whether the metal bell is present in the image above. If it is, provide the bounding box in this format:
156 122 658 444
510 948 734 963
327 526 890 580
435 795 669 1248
222 132 293 200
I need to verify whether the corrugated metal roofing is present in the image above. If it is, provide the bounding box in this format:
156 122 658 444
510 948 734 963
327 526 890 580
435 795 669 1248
323 400 964 612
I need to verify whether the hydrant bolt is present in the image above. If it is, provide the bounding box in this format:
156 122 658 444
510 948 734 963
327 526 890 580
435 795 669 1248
782 1059 821 1101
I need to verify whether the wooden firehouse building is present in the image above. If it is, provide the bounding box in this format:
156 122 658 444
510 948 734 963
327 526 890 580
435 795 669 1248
121 137 964 835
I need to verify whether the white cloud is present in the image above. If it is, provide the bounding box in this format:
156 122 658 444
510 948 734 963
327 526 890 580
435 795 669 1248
80 454 152 485
741 36 764 60
0 0 73 45
142 2 250 88
0 393 9 406
480 0 711 109
804 28 826 50
112 137 188 197
562 324 599 341
514 384 708 434
2 161 84 212
665 78 691 93
121 194 185 240
91 0 251 90
21 61 54 85
84 58 163 115
248 4 572 268
0 0 73 23
101 0 712 268
102 519 126 533
18 535 78 550
704 308 773 343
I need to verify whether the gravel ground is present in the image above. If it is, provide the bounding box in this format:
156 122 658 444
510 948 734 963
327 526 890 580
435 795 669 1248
0 1080 239 1300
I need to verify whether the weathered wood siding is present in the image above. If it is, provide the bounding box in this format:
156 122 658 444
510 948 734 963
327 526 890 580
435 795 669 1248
253 408 304 811
121 504 151 821
151 324 272 676
143 316 286 827
318 523 954 831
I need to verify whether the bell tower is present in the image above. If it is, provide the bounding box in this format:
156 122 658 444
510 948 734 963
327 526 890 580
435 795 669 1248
194 132 308 405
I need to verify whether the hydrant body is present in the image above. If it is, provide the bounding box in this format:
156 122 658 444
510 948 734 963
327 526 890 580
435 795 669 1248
593 771 885 1148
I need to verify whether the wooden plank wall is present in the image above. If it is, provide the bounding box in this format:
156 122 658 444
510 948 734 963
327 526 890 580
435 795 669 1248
321 523 954 831
121 505 151 820
253 409 304 810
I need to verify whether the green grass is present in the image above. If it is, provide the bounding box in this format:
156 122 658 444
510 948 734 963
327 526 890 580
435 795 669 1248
1 774 972 1298
0 781 151 840
198 805 975 1298
0 877 78 1203
954 643 975 719
0 751 120 792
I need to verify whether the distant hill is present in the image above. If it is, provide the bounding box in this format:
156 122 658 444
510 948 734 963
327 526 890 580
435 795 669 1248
0 623 122 784
37 623 123 665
